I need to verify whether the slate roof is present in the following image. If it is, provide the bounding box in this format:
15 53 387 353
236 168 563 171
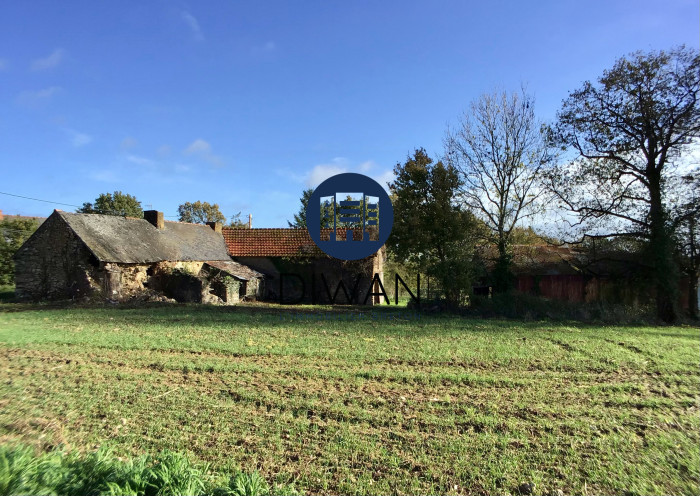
203 260 263 281
222 228 324 257
56 211 232 263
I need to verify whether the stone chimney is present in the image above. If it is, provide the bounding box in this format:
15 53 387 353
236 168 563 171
248 214 252 229
144 210 164 229
206 221 222 233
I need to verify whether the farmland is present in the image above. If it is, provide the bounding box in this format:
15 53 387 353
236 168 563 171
0 303 698 495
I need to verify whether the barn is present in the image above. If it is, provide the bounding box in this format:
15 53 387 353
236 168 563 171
14 210 263 304
222 227 385 304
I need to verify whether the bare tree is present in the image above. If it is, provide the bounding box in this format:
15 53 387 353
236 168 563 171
549 46 700 322
445 88 555 291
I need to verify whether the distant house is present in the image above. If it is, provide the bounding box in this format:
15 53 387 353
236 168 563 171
222 228 385 304
14 210 262 303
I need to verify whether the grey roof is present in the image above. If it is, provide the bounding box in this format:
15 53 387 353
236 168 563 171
57 211 231 263
203 260 263 281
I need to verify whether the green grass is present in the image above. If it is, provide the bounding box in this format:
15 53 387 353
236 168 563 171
0 302 698 495
0 443 282 496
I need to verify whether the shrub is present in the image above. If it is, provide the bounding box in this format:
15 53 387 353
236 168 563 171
466 291 655 324
0 444 294 496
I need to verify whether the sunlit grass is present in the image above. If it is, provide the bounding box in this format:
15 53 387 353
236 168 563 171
0 303 698 495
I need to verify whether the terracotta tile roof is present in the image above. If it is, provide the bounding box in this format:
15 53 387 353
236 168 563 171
222 228 325 257
222 227 376 257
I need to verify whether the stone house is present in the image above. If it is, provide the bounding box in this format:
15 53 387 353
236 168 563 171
14 210 263 304
222 227 385 304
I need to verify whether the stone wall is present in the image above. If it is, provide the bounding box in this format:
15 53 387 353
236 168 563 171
15 215 259 305
15 215 102 300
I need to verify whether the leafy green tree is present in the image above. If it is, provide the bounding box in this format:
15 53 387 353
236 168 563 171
78 191 143 217
548 46 700 322
389 148 484 307
177 201 226 224
445 88 556 292
288 189 314 228
0 218 40 285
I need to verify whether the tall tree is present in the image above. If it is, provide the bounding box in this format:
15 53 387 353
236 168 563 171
288 188 334 229
389 148 483 307
78 191 143 218
288 188 314 228
0 218 40 285
549 46 700 322
445 88 555 292
177 201 226 224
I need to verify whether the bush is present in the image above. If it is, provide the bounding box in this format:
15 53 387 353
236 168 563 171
465 291 656 324
0 444 298 496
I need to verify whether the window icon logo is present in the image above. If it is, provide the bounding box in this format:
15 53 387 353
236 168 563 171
306 173 394 261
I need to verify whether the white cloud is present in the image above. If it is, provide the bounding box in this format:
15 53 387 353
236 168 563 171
157 144 172 156
183 138 223 166
64 128 92 147
184 138 211 155
307 163 347 187
120 136 138 150
16 86 61 106
358 161 374 173
31 48 65 71
181 11 204 41
372 169 395 190
126 154 156 166
302 157 393 191
90 169 120 183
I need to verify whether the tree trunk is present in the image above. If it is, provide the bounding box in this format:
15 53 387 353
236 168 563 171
648 176 678 323
688 268 699 320
493 236 513 293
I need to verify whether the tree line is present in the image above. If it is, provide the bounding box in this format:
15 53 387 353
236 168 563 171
293 46 699 322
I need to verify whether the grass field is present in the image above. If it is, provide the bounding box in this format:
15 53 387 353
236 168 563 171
0 302 698 495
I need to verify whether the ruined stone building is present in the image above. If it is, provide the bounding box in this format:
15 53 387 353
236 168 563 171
14 210 262 304
222 227 385 304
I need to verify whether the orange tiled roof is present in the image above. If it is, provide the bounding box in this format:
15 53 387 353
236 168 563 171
222 227 376 257
222 228 324 257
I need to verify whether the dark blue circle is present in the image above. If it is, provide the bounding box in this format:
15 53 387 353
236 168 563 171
306 173 393 260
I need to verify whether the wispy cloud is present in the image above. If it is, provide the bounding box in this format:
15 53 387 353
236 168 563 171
183 138 223 166
307 162 347 187
181 11 204 41
120 136 138 150
301 157 394 190
31 48 66 71
157 145 172 157
16 86 61 106
252 41 276 55
90 169 121 183
64 128 92 147
126 154 156 167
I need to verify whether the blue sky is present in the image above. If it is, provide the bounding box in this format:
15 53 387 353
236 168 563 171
1 0 698 226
